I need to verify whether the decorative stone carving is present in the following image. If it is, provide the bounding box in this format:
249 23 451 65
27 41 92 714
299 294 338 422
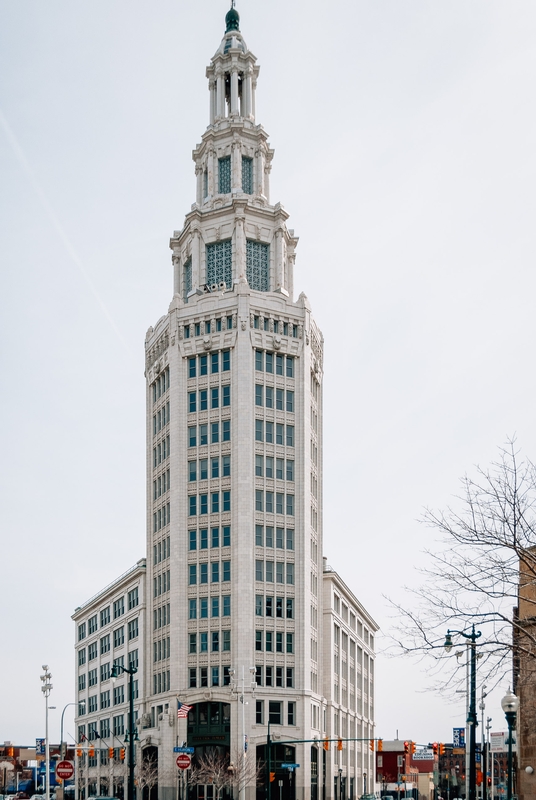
268 317 274 332
203 336 212 350
232 312 237 329
250 312 255 328
273 335 281 350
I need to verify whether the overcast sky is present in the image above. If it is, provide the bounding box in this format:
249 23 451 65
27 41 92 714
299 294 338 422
1 0 536 750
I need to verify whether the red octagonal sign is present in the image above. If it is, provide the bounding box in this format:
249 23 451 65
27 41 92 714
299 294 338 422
176 754 191 770
56 760 75 780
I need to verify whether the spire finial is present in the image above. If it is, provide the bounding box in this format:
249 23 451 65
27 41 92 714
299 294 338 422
225 1 240 32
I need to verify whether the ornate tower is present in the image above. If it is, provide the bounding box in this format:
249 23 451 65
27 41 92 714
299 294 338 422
73 9 377 800
144 7 324 799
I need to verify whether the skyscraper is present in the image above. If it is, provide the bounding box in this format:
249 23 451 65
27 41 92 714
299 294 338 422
74 8 377 800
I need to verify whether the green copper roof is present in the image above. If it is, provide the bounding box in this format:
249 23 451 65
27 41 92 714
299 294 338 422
225 3 240 32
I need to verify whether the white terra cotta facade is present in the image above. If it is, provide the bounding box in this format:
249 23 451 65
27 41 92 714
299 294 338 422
74 8 378 800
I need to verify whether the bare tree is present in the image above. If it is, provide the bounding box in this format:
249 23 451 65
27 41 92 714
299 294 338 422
227 751 264 797
135 753 158 800
189 749 263 799
189 750 233 800
389 438 536 689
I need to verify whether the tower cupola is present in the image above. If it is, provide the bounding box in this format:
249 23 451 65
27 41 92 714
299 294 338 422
225 2 240 32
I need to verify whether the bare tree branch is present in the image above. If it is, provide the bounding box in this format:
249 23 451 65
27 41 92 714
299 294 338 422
386 438 536 692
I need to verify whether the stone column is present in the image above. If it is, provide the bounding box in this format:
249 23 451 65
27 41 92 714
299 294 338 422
209 80 216 124
192 229 201 288
274 230 283 291
235 216 246 283
256 148 265 197
244 69 252 118
232 140 241 193
172 252 180 295
207 148 215 197
216 72 225 118
231 69 239 116
251 77 257 120
264 159 272 203
195 165 202 206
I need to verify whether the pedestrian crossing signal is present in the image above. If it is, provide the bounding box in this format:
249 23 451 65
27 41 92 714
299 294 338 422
270 772 276 783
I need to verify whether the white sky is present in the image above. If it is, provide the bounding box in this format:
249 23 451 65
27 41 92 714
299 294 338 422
1 0 535 750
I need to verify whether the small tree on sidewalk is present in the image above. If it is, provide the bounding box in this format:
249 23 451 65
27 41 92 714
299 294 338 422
189 749 263 799
227 751 264 798
189 750 232 800
136 753 158 800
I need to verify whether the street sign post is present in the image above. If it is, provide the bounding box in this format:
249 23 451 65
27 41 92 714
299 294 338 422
176 754 191 770
56 761 75 780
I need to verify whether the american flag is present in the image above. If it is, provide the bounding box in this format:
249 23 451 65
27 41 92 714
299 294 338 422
177 702 192 719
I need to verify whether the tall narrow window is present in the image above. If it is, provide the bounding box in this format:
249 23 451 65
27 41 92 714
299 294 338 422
246 241 269 292
183 258 192 299
218 156 231 194
206 241 232 288
242 157 253 194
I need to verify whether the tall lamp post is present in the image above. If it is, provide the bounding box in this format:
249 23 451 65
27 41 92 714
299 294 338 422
445 626 482 800
501 688 519 800
60 702 79 760
230 665 256 800
40 666 53 800
111 662 138 800
480 686 487 800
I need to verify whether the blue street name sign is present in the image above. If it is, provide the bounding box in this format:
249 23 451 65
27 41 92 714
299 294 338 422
281 763 299 769
174 747 195 754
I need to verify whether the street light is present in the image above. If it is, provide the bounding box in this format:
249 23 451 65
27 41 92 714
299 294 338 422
40 666 53 800
110 662 138 800
444 626 482 800
60 702 80 760
479 686 487 800
501 688 519 800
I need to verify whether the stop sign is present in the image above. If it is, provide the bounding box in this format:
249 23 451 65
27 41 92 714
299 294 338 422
56 760 75 780
176 754 191 770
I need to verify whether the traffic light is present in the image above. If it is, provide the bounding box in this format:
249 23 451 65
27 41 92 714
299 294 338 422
378 739 383 752
337 738 343 751
76 749 83 758
432 742 438 756
109 748 114 759
439 743 445 756
404 741 409 754
89 746 95 757
120 748 126 761
411 741 416 755
369 739 374 752
487 777 492 787
323 738 329 751
7 748 14 757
